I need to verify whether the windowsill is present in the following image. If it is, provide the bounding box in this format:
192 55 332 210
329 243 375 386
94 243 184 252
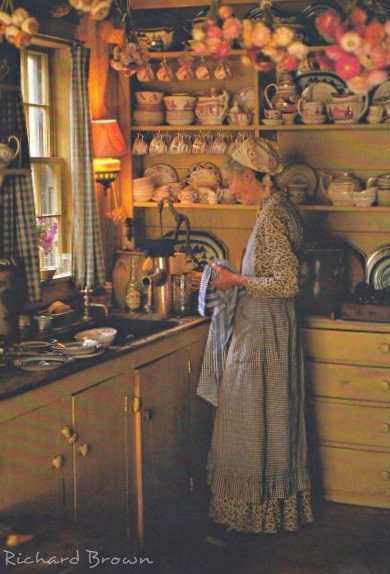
40 273 72 286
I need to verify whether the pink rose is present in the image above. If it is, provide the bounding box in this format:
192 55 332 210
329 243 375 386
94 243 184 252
251 22 271 48
287 41 309 59
206 24 223 39
346 74 369 94
366 69 388 87
215 40 231 59
335 53 361 80
273 26 295 48
339 31 362 53
280 54 298 71
370 45 387 68
222 17 242 41
325 44 345 60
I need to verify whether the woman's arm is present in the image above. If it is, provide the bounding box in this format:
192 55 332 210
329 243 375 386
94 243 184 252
244 210 300 298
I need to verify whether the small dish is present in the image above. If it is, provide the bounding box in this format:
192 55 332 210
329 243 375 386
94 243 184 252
73 349 105 360
14 341 53 353
75 328 117 348
262 119 284 126
52 340 100 356
14 354 74 372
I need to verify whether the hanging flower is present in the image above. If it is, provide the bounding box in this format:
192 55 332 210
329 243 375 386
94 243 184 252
273 26 295 48
251 22 272 48
69 0 112 21
222 17 242 42
340 31 362 53
335 53 361 80
0 1 38 49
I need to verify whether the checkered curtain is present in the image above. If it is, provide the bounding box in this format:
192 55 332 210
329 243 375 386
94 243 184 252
70 45 105 289
0 53 41 304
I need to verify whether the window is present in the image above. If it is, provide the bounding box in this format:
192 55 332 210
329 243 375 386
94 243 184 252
21 47 72 278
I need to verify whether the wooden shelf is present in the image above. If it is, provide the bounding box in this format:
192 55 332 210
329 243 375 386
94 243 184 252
132 124 257 131
0 168 31 175
259 123 390 131
133 202 390 212
147 49 247 60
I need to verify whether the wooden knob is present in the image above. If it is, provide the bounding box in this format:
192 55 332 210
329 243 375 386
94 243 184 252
380 423 390 433
380 380 390 391
51 455 64 470
380 471 390 480
378 343 390 354
79 443 90 456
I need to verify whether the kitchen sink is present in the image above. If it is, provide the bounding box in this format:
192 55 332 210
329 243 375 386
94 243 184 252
95 315 182 345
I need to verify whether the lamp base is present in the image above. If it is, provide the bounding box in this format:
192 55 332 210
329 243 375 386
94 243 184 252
95 171 119 194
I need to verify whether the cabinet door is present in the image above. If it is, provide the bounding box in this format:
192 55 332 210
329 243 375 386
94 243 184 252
0 399 72 517
188 338 213 496
72 373 130 535
134 348 190 542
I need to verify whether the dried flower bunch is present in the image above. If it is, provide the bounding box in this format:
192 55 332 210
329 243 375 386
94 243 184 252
69 0 113 21
110 39 150 76
315 6 390 94
36 219 58 255
0 0 39 49
191 2 309 72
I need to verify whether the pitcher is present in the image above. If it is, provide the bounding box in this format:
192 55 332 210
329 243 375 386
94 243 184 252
0 135 21 168
264 72 298 113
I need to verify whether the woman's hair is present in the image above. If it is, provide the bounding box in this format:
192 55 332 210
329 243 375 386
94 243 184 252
223 156 274 188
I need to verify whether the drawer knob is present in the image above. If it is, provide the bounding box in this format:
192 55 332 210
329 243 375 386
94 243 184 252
380 380 390 391
378 343 390 354
380 471 390 480
79 443 90 457
51 455 64 470
380 423 390 433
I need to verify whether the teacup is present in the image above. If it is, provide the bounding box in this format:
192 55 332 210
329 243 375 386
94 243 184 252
265 109 282 120
282 112 296 124
149 133 168 155
367 104 384 124
132 134 148 155
298 100 324 116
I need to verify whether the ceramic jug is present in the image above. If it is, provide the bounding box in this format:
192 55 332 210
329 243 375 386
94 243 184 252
0 135 21 168
264 72 298 113
326 90 368 124
320 171 362 205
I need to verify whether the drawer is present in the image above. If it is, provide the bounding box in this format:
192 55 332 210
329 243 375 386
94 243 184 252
302 328 390 367
305 362 390 403
308 400 390 449
312 445 390 508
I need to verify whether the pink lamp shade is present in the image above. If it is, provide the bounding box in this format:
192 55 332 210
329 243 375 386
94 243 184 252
91 119 126 158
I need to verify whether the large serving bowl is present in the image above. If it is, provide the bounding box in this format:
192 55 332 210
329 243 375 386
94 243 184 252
135 91 164 105
163 94 197 111
166 110 194 126
75 327 117 348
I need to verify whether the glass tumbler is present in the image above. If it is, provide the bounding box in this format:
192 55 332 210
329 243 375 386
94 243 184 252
172 274 191 316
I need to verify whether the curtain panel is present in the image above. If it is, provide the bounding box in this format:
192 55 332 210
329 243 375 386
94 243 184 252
70 45 105 290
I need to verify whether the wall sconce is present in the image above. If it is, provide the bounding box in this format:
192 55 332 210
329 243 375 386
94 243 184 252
91 119 126 194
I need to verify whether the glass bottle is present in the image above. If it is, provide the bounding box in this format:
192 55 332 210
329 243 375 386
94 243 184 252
125 257 141 312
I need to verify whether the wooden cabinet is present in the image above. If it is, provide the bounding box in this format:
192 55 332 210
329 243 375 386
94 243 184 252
0 399 72 517
303 320 390 508
71 373 130 535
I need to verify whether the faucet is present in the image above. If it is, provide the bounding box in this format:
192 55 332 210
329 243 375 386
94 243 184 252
81 287 110 321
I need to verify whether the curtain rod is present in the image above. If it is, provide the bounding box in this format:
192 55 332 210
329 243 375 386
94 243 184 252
33 33 84 47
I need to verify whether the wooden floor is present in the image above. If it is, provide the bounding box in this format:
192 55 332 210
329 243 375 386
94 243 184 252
141 500 390 574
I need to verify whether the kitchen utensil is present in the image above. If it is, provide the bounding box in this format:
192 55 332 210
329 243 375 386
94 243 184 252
184 162 221 190
145 164 178 186
326 91 368 124
351 187 377 207
135 91 164 105
0 135 21 168
264 73 298 113
195 89 229 125
275 163 317 199
319 171 361 205
172 273 191 316
34 315 54 333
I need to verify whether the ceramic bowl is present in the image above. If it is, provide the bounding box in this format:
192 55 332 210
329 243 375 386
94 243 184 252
135 91 164 105
75 328 117 348
164 95 197 111
52 340 99 356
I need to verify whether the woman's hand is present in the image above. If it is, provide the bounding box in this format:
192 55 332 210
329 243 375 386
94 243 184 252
210 262 245 291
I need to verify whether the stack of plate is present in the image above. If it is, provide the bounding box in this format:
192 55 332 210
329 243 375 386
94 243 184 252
377 174 390 205
133 176 155 202
133 104 164 126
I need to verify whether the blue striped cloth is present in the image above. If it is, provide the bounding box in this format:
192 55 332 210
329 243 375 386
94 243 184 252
197 259 245 406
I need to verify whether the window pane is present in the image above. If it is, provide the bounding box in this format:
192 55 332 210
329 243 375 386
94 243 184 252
41 165 59 215
27 52 45 105
28 107 48 156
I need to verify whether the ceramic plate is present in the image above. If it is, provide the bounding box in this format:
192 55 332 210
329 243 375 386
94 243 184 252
14 354 74 372
275 163 318 198
300 81 340 104
373 81 390 103
366 245 390 288
52 340 100 356
183 162 221 189
163 230 228 267
73 349 105 360
144 164 178 186
232 87 255 115
296 72 346 94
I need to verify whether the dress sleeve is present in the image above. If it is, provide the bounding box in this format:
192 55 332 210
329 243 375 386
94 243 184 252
244 208 300 299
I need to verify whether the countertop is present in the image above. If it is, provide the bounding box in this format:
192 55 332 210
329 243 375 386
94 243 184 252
0 314 209 401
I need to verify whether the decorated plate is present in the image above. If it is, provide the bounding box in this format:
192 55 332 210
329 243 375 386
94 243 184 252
373 80 390 103
144 164 178 186
296 72 346 94
232 86 256 115
275 163 318 198
14 354 74 372
300 81 341 104
163 229 228 267
366 245 390 289
183 162 221 189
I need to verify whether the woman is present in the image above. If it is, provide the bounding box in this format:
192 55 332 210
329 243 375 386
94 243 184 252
204 137 313 539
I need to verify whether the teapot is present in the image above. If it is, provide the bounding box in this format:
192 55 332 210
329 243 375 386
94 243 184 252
264 72 298 113
195 89 229 125
320 171 362 205
326 90 368 124
0 135 21 168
